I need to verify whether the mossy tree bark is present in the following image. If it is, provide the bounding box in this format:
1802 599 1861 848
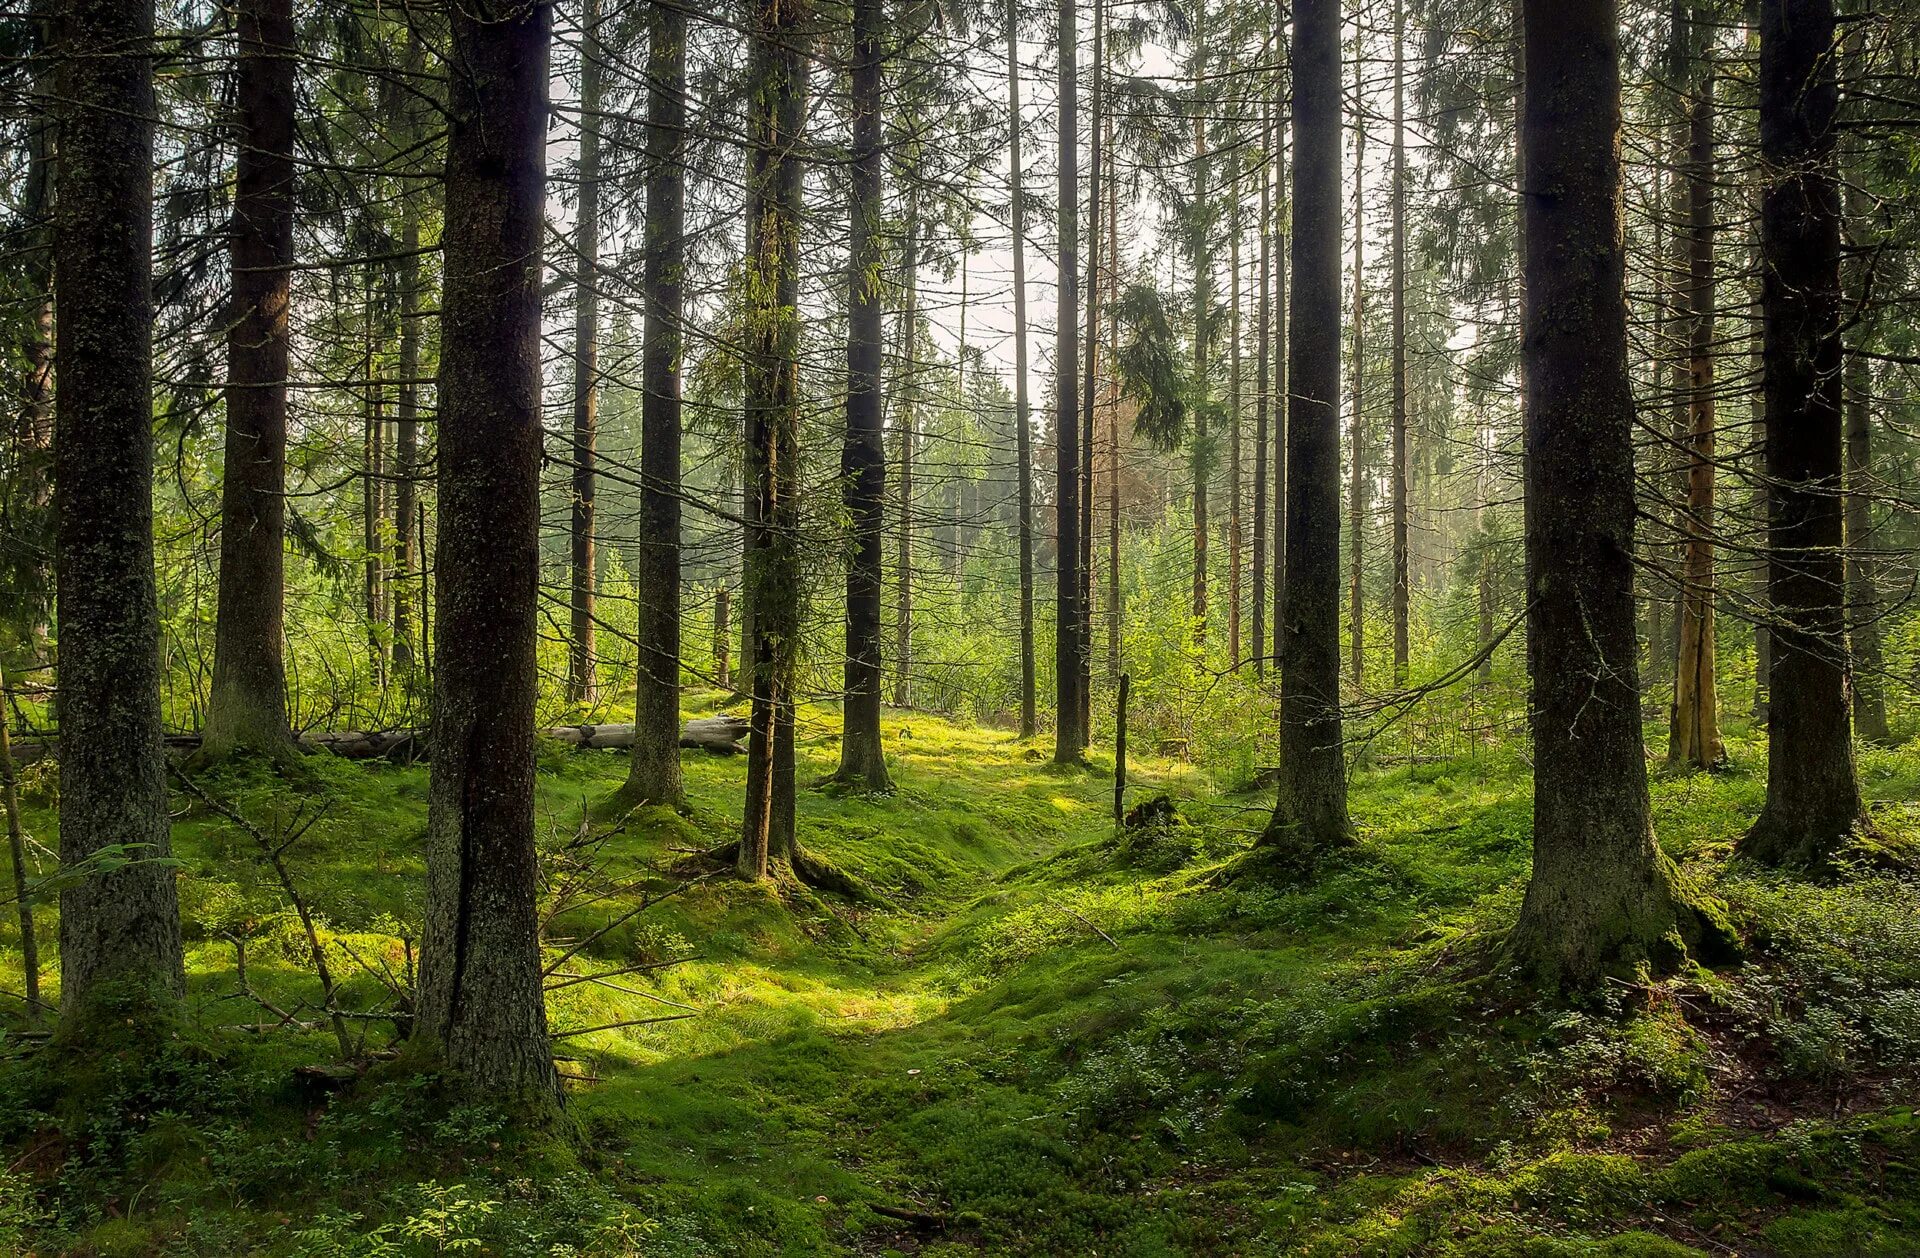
1508 0 1732 988
627 0 689 808
1738 0 1870 871
412 0 559 1103
737 0 810 880
52 0 186 1011
204 0 296 762
1260 0 1352 862
834 0 892 793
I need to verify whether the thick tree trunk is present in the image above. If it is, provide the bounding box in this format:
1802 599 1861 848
204 0 296 761
835 0 892 791
53 0 186 1012
566 0 602 708
1007 0 1037 741
1740 0 1867 868
737 0 810 879
1389 0 1410 686
1508 0 1730 988
1668 40 1724 770
627 0 688 807
1053 0 1085 764
412 0 559 1102
1260 0 1351 860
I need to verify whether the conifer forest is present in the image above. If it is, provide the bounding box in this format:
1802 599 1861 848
8 0 1920 1251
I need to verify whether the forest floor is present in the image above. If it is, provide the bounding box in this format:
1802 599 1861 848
2 699 1919 1255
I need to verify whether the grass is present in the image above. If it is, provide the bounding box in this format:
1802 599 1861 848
2 699 1919 1254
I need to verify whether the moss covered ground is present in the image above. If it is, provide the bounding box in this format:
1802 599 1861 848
2 701 1918 1255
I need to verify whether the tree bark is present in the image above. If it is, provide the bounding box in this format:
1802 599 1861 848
204 0 296 761
1668 31 1724 770
12 0 56 656
1389 0 1410 686
1508 0 1731 987
1739 0 1868 869
411 0 559 1102
1078 0 1103 738
628 0 688 807
893 190 919 712
835 0 892 791
737 0 810 879
391 31 425 679
1252 104 1271 678
1053 0 1085 764
1008 0 1037 741
53 0 186 1012
1842 37 1889 747
1260 0 1351 860
1189 23 1210 648
566 0 603 708
1347 40 1366 690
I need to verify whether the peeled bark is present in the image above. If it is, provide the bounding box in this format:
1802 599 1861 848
52 0 186 1011
1260 0 1352 860
204 0 296 761
566 0 603 708
835 0 892 791
1739 0 1868 870
627 0 688 807
411 0 559 1102
1508 0 1731 987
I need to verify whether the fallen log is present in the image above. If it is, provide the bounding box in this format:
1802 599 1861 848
11 715 750 767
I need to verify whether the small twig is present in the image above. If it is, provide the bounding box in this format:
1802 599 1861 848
544 955 699 990
548 1013 696 1041
541 876 714 978
1063 906 1119 949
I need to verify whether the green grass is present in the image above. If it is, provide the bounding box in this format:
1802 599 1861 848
2 700 1919 1254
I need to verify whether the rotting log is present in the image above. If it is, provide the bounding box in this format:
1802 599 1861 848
11 715 751 767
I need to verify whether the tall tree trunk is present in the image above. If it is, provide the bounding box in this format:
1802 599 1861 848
1347 41 1366 690
1389 0 1410 686
13 1 56 656
1842 33 1889 746
391 31 425 679
53 0 185 1012
1273 124 1287 663
738 0 811 878
836 0 892 791
1189 21 1210 647
1252 104 1271 678
1739 0 1867 868
204 0 296 760
1668 35 1724 769
627 0 688 806
1053 0 1085 763
893 191 919 710
412 0 559 1101
566 0 602 707
1078 0 1103 738
1008 0 1037 740
362 293 387 689
1228 164 1243 667
1261 0 1351 861
1105 113 1122 682
1508 0 1730 987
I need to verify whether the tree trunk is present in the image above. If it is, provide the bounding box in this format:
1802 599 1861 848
1347 41 1366 690
204 0 296 761
53 0 186 1013
628 0 688 807
566 0 602 708
0 667 39 1017
13 1 56 656
1228 162 1244 668
1740 0 1867 868
836 0 892 791
411 0 559 1102
1261 0 1351 861
1272 125 1287 664
893 190 918 711
1668 31 1724 770
391 30 425 679
1252 104 1271 678
1105 112 1122 683
1508 0 1731 987
1078 0 1103 738
1054 0 1085 763
1389 0 1410 686
1008 0 1037 741
1189 24 1210 649
1842 39 1889 747
738 0 810 879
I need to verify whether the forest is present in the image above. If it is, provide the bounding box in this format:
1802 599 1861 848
2 0 1920 1251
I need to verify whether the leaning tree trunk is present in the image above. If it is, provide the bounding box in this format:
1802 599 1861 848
627 0 688 808
1007 0 1037 740
566 0 602 708
1260 0 1352 862
1053 0 1085 764
834 0 892 792
53 0 185 1012
737 0 810 880
411 0 559 1102
1739 0 1868 869
204 0 296 761
1507 0 1732 988
1668 32 1724 770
